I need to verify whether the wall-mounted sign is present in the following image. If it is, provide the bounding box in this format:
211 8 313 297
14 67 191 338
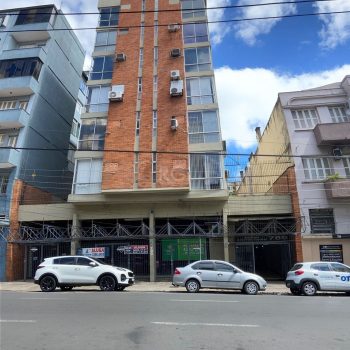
162 238 207 262
320 245 343 263
117 245 149 255
82 247 105 258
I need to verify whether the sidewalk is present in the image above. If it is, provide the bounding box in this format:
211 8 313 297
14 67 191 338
0 281 290 294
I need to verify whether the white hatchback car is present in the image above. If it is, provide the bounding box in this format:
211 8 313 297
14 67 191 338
34 255 135 292
285 261 350 296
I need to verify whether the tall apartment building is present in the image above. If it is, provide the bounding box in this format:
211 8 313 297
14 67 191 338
64 0 228 280
0 5 85 281
239 75 350 265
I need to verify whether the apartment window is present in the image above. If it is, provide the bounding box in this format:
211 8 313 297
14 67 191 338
80 79 88 96
153 76 158 93
8 135 18 148
90 56 113 80
153 111 158 136
86 85 110 113
17 41 47 49
309 209 335 234
182 0 206 19
302 158 333 180
291 109 319 129
328 106 350 123
95 30 117 52
137 78 142 99
79 119 107 151
154 20 158 36
0 58 43 80
74 159 102 194
0 100 17 110
15 6 54 25
343 157 350 177
140 23 145 43
190 154 223 190
19 100 29 110
189 110 220 144
0 135 4 144
139 48 144 69
152 152 157 184
134 152 139 184
154 47 158 67
183 23 209 44
135 112 141 136
71 119 80 138
185 47 211 72
186 77 215 105
0 15 7 27
0 175 9 194
99 7 119 27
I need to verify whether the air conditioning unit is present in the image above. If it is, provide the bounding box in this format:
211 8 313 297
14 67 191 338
170 117 179 131
170 70 180 80
168 23 180 32
170 48 181 57
333 147 342 160
170 80 183 97
116 53 126 62
109 85 125 101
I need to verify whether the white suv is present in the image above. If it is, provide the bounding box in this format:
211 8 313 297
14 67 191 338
285 261 350 296
34 256 135 292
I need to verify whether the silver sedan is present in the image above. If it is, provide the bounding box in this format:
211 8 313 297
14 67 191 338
172 260 267 295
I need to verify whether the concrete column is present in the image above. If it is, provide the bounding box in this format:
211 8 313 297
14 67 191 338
223 212 230 262
71 213 81 255
149 211 156 282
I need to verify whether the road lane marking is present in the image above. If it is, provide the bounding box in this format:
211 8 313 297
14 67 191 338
170 299 239 303
152 322 259 328
20 298 66 300
0 320 37 323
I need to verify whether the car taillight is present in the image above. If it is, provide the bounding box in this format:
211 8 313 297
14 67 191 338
295 270 304 276
174 268 181 275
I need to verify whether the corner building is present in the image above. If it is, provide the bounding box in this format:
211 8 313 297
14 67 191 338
69 0 228 281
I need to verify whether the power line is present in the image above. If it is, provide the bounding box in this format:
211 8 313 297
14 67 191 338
1 9 350 33
0 0 339 16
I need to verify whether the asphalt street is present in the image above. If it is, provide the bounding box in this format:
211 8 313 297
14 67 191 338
1 290 349 350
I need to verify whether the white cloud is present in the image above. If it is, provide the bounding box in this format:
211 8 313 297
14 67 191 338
207 0 231 45
234 0 297 46
315 0 350 49
215 65 350 148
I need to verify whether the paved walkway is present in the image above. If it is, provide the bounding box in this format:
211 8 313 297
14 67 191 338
0 281 289 294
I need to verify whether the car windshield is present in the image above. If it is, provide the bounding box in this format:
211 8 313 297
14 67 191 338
89 257 106 265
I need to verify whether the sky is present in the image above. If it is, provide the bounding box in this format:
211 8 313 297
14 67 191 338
1 0 350 155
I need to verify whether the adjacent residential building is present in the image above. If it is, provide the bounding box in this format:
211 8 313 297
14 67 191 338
0 5 85 281
239 75 350 265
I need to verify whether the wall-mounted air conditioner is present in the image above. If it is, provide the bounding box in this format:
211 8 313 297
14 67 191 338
168 23 180 32
116 53 127 62
170 117 179 131
170 48 181 57
170 80 183 97
170 70 180 80
108 85 125 101
332 147 342 160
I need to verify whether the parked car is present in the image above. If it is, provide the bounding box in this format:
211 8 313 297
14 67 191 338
285 261 350 296
34 256 135 292
172 260 267 295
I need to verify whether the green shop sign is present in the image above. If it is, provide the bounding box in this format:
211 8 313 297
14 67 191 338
161 238 207 261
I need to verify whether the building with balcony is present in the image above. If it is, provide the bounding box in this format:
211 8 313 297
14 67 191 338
239 75 350 265
0 5 85 281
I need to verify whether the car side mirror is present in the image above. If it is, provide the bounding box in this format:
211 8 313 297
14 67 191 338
89 262 97 267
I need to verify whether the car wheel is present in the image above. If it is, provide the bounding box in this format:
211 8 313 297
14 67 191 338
40 276 57 292
185 279 200 293
302 281 317 296
243 281 259 295
60 286 73 291
290 288 301 296
114 285 126 291
99 275 116 291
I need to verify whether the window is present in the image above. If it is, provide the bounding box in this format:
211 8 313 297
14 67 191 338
0 100 17 110
310 263 331 272
80 79 88 96
188 110 220 144
8 135 18 148
79 119 107 151
302 158 333 180
215 262 234 272
182 0 206 19
186 77 215 105
192 261 214 270
291 109 319 129
328 106 350 123
139 48 144 69
71 119 80 138
330 263 350 273
185 47 211 72
58 257 76 265
74 159 103 194
135 112 141 136
137 78 142 99
0 58 43 80
99 7 119 27
154 20 158 36
77 257 92 266
152 111 158 136
154 47 158 67
0 15 6 27
152 152 157 184
86 85 110 113
343 157 350 177
17 41 47 49
0 175 9 194
90 56 113 80
19 100 29 111
309 209 335 234
95 30 117 52
183 23 209 44
153 76 158 93
15 6 54 25
190 154 223 190
134 152 139 184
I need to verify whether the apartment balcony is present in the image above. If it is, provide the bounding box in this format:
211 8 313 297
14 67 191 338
0 148 20 169
0 109 29 129
324 179 350 199
0 76 38 98
313 122 350 145
11 22 52 43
